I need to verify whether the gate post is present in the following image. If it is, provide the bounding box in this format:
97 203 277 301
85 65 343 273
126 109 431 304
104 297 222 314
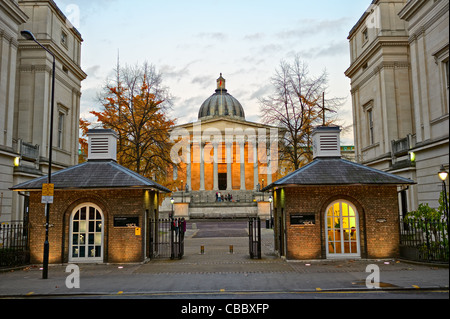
170 218 175 260
249 217 262 259
257 217 262 259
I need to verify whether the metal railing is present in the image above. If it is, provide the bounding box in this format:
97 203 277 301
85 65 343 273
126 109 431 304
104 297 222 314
399 217 448 263
149 218 185 260
0 223 30 268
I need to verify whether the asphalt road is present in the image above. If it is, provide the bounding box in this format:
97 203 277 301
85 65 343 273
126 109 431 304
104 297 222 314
0 219 448 310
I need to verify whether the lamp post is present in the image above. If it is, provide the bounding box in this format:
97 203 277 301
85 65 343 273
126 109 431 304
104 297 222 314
21 30 56 280
438 165 449 225
170 197 175 219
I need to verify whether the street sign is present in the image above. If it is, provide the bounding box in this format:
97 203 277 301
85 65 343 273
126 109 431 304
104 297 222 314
42 184 54 196
41 184 54 204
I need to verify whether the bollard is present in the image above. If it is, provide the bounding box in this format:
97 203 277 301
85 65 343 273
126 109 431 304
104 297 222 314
200 245 205 254
229 245 234 254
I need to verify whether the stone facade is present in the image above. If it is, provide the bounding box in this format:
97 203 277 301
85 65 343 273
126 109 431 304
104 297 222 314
0 0 86 223
345 0 449 213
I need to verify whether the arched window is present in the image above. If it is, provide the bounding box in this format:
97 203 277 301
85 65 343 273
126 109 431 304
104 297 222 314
69 203 104 263
325 200 360 258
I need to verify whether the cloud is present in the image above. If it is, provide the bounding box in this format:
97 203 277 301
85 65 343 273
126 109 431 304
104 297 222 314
196 32 228 41
294 41 349 59
160 60 200 82
243 33 266 41
276 17 351 39
84 65 102 79
249 84 273 100
192 75 214 87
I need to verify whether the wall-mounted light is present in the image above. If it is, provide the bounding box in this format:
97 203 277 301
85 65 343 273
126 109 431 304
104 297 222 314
409 151 416 162
14 157 21 167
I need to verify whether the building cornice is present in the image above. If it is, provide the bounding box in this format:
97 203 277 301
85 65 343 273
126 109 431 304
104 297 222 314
345 37 410 79
18 0 83 41
0 0 28 25
19 42 87 81
398 0 428 21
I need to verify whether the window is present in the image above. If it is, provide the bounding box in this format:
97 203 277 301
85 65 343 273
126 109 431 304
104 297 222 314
61 31 68 47
368 109 374 145
58 112 65 148
362 28 368 43
325 200 360 258
69 204 104 263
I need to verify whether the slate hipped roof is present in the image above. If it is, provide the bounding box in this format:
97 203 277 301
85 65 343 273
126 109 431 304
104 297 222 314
10 160 171 193
262 158 415 191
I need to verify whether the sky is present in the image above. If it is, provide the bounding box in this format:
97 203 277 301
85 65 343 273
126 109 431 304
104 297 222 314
53 0 372 145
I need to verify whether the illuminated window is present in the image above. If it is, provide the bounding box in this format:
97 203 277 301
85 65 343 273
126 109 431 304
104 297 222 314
325 200 360 258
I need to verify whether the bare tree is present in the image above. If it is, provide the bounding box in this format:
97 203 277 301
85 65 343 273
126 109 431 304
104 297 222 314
259 55 345 171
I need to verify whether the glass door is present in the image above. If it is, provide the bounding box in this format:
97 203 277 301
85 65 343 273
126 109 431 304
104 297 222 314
70 204 104 263
326 200 360 258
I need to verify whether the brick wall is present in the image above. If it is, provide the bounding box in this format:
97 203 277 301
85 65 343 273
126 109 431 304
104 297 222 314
279 185 400 260
28 189 157 264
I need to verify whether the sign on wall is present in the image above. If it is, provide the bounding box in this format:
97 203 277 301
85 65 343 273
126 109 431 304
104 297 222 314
290 214 316 225
114 217 140 228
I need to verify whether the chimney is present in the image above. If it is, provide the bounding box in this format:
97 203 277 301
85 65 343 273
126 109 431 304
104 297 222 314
312 126 342 159
87 129 118 161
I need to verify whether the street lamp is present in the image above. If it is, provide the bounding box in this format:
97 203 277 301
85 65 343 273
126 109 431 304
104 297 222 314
21 30 56 280
170 197 175 219
438 165 449 222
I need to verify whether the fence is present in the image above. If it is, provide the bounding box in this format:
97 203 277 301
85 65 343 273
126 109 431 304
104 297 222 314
149 218 185 260
399 217 448 263
0 223 30 268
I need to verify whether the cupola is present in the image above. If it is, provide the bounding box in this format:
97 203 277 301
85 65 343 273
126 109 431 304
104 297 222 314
198 74 246 120
87 129 118 161
312 126 342 159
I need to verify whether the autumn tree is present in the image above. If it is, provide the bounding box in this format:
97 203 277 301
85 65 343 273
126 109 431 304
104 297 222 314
78 118 90 163
259 56 345 172
89 61 176 184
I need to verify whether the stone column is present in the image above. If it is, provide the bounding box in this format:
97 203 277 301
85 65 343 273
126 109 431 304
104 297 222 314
253 142 259 190
240 141 246 190
186 141 191 191
226 141 232 191
200 142 205 191
213 142 219 190
267 147 272 186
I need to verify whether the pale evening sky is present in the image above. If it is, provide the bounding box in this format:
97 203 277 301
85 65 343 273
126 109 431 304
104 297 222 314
53 0 372 145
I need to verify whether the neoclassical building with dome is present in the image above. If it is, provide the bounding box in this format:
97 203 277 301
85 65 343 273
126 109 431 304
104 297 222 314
166 74 284 219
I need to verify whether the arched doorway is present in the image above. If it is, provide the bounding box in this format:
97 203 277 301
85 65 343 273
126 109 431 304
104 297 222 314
69 203 104 263
325 200 360 258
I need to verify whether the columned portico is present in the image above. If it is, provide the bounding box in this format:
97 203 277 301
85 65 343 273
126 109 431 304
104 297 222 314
168 74 283 218
226 141 233 191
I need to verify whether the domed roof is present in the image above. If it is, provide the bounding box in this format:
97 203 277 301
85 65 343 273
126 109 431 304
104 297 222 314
198 74 245 120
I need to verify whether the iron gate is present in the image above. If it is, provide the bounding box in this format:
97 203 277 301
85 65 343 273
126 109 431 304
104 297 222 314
249 217 262 259
149 218 185 260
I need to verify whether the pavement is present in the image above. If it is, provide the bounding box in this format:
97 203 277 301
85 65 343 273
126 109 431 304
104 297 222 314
0 220 448 299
